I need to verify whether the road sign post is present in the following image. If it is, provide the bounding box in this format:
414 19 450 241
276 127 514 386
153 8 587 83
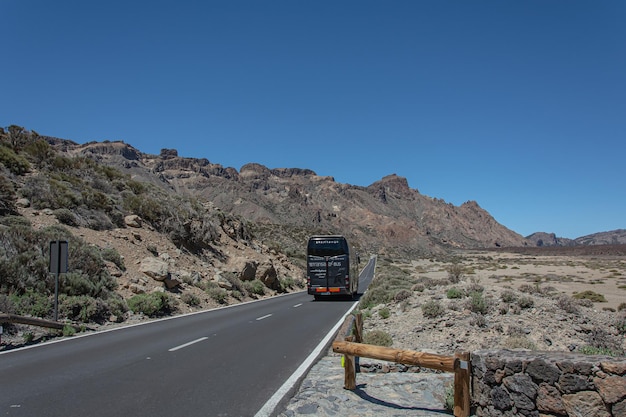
49 241 68 322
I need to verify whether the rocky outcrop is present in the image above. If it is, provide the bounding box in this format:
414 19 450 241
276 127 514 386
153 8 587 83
139 256 169 281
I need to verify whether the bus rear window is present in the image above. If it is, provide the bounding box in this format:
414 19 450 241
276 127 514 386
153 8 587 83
308 239 347 257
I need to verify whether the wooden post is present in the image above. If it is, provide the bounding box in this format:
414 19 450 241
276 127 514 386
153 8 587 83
343 335 356 389
454 352 471 417
333 340 458 372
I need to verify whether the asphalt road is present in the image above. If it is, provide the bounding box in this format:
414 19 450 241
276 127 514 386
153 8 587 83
1 257 376 417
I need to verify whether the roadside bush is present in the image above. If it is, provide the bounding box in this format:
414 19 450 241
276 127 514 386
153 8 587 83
501 290 518 303
583 328 624 356
106 293 127 320
62 324 76 337
573 290 607 303
0 294 16 313
11 291 52 318
363 330 393 347
447 263 464 284
517 296 534 309
207 287 228 304
466 291 489 315
54 208 80 227
128 292 176 317
101 247 126 271
556 294 579 314
378 307 390 319
421 300 445 319
446 287 464 299
360 286 393 309
59 295 109 323
181 293 201 307
393 289 411 302
243 279 265 296
618 303 626 312
503 336 537 350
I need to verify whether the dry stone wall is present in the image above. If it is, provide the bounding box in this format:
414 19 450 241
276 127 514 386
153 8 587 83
471 350 626 417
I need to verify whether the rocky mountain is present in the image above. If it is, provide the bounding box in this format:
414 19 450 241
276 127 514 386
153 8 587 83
67 139 530 256
526 230 626 247
575 229 626 246
525 232 576 247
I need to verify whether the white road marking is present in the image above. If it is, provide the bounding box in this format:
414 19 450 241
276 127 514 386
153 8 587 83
256 314 273 321
168 337 209 352
254 301 359 417
293 303 303 308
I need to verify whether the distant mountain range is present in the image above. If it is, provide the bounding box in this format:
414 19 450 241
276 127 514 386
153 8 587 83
526 230 626 247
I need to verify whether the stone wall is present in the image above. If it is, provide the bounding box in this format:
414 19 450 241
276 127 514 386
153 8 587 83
471 350 626 417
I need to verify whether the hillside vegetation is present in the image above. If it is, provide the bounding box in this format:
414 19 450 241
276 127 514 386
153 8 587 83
0 126 304 341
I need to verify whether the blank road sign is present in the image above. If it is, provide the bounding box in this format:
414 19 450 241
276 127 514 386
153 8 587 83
49 240 68 273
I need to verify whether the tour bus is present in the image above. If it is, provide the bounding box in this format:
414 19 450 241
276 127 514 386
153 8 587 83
307 235 359 300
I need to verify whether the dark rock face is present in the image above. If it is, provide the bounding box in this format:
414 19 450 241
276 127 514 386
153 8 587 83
472 350 626 417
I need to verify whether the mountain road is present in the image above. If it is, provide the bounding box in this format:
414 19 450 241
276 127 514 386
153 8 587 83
0 257 376 417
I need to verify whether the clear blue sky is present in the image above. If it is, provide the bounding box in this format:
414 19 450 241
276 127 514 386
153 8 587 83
2 1 624 239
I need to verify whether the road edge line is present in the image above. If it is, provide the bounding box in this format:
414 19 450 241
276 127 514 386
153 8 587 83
254 301 359 417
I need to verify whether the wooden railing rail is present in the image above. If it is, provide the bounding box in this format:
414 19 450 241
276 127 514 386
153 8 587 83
0 313 86 331
332 313 470 417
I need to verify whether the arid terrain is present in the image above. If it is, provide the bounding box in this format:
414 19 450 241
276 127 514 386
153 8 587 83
362 247 626 358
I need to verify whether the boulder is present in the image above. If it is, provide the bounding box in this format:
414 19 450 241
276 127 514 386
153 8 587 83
240 261 258 281
215 273 234 290
125 215 143 228
258 261 279 290
139 257 169 281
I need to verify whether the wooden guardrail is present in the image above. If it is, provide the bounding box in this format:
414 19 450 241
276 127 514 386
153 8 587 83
0 313 86 332
332 313 470 417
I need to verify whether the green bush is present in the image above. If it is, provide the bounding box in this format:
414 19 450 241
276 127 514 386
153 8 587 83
11 291 52 318
207 287 228 304
501 290 518 303
59 294 109 323
360 286 393 309
243 279 265 296
181 293 201 307
517 296 534 309
128 292 176 317
446 287 464 299
573 290 607 303
421 300 445 319
62 324 76 337
579 346 620 357
0 145 30 175
394 289 412 302
54 208 80 227
363 330 393 347
378 307 390 319
467 291 488 315
101 247 126 271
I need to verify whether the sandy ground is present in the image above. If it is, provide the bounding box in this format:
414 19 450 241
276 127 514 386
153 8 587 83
409 249 626 311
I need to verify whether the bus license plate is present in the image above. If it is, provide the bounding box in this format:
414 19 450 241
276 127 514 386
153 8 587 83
321 292 330 295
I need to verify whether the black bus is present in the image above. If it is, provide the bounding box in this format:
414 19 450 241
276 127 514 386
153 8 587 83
307 235 359 300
